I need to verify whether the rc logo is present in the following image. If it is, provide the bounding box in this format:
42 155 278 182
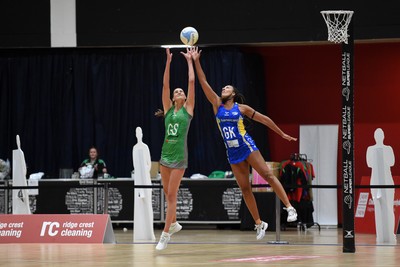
40 222 60 237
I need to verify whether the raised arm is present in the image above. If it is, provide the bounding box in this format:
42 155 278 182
162 48 173 114
239 104 297 142
182 47 195 116
191 47 221 114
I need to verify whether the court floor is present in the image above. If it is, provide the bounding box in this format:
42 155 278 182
1 226 399 267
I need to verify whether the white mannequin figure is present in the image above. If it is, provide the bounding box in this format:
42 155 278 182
12 135 31 214
132 127 155 241
366 128 396 244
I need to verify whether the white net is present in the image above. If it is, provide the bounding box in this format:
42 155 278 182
321 10 354 44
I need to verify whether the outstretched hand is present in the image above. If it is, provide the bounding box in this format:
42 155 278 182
189 46 201 61
180 47 192 61
282 133 297 142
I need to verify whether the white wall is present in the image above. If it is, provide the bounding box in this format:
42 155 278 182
300 125 338 226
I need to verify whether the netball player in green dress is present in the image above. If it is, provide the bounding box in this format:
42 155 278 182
156 47 195 250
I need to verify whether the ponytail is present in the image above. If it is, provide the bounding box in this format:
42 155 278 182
231 86 253 130
231 85 246 104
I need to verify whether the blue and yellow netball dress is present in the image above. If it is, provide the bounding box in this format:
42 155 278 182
216 103 258 164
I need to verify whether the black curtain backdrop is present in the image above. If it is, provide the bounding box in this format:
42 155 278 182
0 47 268 178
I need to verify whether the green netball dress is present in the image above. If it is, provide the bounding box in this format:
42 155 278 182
160 106 192 169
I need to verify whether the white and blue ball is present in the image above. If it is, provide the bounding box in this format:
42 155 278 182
180 26 199 46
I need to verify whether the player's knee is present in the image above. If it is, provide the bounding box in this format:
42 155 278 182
261 170 275 183
165 191 177 202
240 184 252 196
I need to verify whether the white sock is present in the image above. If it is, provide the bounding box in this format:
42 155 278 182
161 231 170 237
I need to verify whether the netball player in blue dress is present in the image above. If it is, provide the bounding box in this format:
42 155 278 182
191 47 297 240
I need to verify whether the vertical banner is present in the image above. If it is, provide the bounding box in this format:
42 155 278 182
341 19 355 253
50 0 77 47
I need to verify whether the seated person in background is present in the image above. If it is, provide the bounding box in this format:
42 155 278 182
79 147 107 178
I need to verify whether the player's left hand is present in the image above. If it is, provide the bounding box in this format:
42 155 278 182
283 134 297 141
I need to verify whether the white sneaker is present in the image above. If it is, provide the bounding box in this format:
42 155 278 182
254 221 268 240
284 206 298 222
169 222 182 236
155 232 170 251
